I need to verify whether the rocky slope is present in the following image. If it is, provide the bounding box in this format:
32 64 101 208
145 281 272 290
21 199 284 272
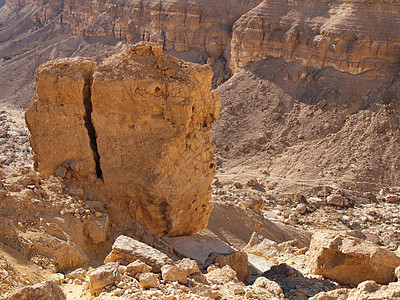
0 0 399 299
213 57 400 197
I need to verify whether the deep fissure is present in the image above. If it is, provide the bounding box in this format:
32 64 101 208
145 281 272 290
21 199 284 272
83 78 103 179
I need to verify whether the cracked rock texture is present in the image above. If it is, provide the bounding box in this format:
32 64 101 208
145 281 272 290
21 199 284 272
25 57 97 180
25 42 220 237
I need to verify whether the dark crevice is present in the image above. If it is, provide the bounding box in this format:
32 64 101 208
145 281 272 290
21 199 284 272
83 77 103 180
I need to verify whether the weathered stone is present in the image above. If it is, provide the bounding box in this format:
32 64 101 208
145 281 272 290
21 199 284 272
177 258 200 276
161 265 187 285
26 42 221 237
242 232 282 260
19 231 90 272
395 266 400 280
307 232 400 285
126 260 152 278
311 280 400 300
326 194 348 207
88 262 119 296
138 273 158 289
206 251 249 284
65 268 87 281
385 194 400 203
3 281 66 300
206 265 237 284
25 57 97 179
85 215 109 244
253 277 283 296
294 203 307 215
104 235 172 272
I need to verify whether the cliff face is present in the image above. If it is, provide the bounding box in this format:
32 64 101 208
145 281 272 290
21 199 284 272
1 0 398 108
5 0 398 74
4 0 263 58
26 42 221 237
230 0 400 73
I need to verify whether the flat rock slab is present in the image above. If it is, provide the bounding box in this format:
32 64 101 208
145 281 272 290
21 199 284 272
104 235 172 272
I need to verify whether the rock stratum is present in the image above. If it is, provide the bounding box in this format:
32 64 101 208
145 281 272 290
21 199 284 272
230 0 400 73
2 0 398 75
25 42 221 237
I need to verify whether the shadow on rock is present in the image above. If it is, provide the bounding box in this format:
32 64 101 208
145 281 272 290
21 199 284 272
262 263 337 299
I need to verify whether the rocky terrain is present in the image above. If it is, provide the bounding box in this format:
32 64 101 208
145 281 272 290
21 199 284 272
0 0 399 299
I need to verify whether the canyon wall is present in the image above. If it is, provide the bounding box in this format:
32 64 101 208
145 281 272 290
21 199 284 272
25 42 221 237
4 0 263 59
3 0 398 75
230 0 400 73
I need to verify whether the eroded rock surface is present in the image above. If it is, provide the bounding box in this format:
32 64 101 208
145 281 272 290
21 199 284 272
2 281 66 300
307 231 400 285
104 235 172 272
26 42 220 236
230 0 400 73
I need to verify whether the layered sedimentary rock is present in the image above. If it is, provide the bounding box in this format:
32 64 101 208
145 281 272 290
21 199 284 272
230 0 400 73
3 0 262 59
25 42 220 236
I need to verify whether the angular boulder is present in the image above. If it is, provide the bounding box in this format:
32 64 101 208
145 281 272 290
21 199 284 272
206 251 249 284
26 42 221 236
104 235 172 272
161 265 188 285
206 265 237 284
3 281 66 300
307 232 400 285
138 273 158 289
126 260 152 278
88 262 119 296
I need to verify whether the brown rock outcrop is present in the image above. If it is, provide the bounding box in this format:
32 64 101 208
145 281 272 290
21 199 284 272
2 281 66 300
25 57 98 180
4 0 262 60
230 0 400 73
307 231 400 285
26 42 220 236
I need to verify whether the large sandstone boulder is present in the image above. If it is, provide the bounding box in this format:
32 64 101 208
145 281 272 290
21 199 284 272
307 232 400 285
26 42 221 236
90 42 220 236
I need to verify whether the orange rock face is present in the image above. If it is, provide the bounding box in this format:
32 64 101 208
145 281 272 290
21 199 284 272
26 42 221 237
25 57 98 180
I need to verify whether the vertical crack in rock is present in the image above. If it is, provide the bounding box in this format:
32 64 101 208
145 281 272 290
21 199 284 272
83 77 103 179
